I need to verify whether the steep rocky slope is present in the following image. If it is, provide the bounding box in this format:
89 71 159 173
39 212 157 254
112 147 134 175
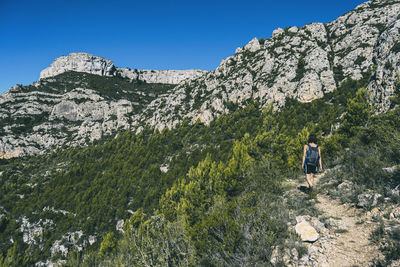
1 0 400 157
0 72 176 156
144 0 400 130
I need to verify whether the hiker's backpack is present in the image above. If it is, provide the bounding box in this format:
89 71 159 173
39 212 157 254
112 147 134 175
305 144 319 166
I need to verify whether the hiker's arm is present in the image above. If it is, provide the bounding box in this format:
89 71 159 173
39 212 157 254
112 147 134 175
318 147 322 171
302 145 307 168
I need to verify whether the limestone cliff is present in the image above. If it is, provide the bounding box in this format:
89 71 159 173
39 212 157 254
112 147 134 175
40 53 116 79
39 53 208 85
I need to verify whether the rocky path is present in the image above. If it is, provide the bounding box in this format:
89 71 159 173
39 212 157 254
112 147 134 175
296 174 383 267
314 193 382 266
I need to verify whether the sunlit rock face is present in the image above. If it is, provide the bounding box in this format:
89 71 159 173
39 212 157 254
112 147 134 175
40 53 208 85
40 53 116 79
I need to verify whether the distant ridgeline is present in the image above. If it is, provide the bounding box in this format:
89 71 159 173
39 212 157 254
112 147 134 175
39 52 208 84
1 1 400 264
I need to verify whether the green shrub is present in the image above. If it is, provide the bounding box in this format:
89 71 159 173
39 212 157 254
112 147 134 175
391 43 400 53
333 65 345 83
115 216 196 266
340 88 372 136
292 55 306 82
385 61 394 71
354 56 366 65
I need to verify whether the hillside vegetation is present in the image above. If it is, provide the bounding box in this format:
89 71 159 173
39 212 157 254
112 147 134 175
1 74 399 266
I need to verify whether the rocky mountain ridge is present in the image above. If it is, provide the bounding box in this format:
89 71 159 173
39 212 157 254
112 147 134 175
1 0 400 157
143 0 400 130
39 52 209 84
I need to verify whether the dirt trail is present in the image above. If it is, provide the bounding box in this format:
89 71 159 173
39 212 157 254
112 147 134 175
300 174 383 266
314 193 382 266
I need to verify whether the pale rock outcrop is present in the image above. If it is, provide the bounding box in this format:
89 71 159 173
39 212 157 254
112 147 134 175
50 231 87 257
51 101 79 121
310 217 329 234
244 37 262 52
0 149 22 159
88 235 97 245
382 165 398 173
297 72 324 102
116 68 208 84
116 219 125 233
337 180 354 199
390 207 400 219
288 26 299 33
40 53 116 79
272 27 284 37
19 216 54 246
368 18 400 111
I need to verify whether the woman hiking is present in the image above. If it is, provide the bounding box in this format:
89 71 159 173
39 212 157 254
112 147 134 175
302 134 322 190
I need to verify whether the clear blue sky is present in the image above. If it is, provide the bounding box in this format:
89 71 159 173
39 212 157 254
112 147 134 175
0 0 366 93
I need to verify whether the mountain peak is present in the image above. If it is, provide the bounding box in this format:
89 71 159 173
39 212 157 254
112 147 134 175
39 53 116 80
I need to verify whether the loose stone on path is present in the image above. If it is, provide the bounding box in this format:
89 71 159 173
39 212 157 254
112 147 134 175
295 221 319 242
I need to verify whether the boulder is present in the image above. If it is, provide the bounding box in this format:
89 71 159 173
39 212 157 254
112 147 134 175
295 216 328 234
295 221 319 242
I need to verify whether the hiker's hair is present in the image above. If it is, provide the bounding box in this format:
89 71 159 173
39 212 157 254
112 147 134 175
308 134 317 144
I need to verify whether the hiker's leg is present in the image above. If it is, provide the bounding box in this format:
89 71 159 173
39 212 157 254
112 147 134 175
306 173 313 188
310 173 314 187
